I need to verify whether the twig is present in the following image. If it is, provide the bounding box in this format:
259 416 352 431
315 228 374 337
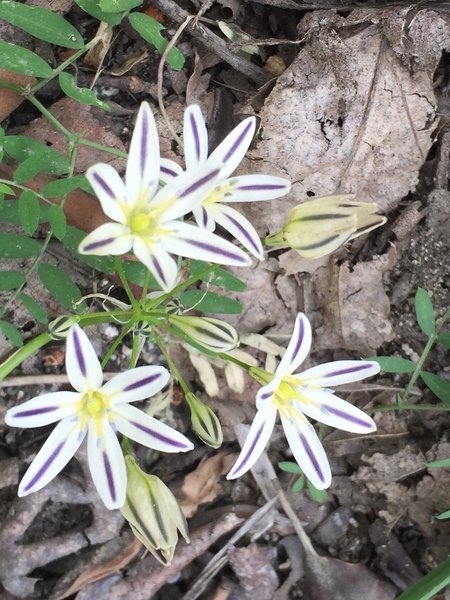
150 0 271 86
0 372 118 388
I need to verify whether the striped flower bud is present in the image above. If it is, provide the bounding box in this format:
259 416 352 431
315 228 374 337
167 314 239 352
120 455 189 566
48 315 80 340
265 195 386 259
186 392 223 448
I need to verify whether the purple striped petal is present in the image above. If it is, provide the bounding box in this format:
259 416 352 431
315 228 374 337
159 158 184 183
112 403 194 453
212 204 264 259
276 313 312 378
224 174 291 202
299 360 380 387
227 403 277 479
132 237 178 292
209 117 256 179
79 223 133 257
18 417 85 496
101 366 170 405
86 164 128 223
280 413 331 490
5 391 79 428
184 105 208 170
66 325 103 393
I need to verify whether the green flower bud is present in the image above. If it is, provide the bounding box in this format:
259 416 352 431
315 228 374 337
48 315 80 340
186 392 223 449
265 195 386 259
167 315 239 352
120 455 189 566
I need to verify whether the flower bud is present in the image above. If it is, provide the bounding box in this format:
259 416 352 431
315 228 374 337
167 315 239 352
48 315 80 340
185 392 223 449
265 195 386 259
120 455 189 566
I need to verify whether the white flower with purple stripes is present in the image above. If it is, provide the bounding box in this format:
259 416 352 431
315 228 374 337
227 313 379 488
160 105 291 260
5 325 193 510
79 102 251 291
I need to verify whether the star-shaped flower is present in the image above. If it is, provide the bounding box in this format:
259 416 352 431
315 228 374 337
160 105 291 260
79 102 251 291
227 313 379 488
5 325 193 509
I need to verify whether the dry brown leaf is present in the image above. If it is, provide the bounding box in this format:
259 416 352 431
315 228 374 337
179 453 235 518
84 21 114 69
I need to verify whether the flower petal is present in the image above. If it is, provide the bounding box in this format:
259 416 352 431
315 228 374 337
86 163 128 223
295 388 376 434
208 117 256 179
79 223 133 256
66 325 103 392
211 204 264 260
255 377 279 409
112 403 194 453
87 418 126 509
184 105 208 170
132 238 178 292
276 313 312 378
163 221 252 267
159 158 184 184
226 402 277 479
5 392 79 428
101 366 170 405
154 162 223 222
223 174 291 202
280 413 331 489
192 205 216 232
126 102 160 203
18 417 85 496
298 360 380 387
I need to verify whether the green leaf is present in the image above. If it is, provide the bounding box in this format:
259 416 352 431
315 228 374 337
0 1 83 48
437 332 450 349
291 477 305 493
0 40 52 78
99 0 142 11
18 190 40 235
180 290 243 314
0 232 41 257
278 461 303 474
420 371 450 406
41 175 92 198
415 288 436 336
58 72 110 111
306 479 328 503
48 205 67 241
0 183 15 196
368 356 416 374
62 226 115 273
189 260 246 292
74 0 125 25
0 270 26 291
436 509 450 520
122 260 158 287
395 555 450 600
38 263 85 311
426 458 450 469
19 293 48 324
0 320 23 346
4 136 70 178
128 13 185 71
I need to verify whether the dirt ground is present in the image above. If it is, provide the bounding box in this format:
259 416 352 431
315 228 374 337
0 1 449 599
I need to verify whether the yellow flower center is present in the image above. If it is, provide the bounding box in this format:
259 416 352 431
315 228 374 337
203 181 234 207
77 390 110 433
271 378 320 420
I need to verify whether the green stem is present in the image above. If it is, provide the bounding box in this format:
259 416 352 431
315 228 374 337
151 330 190 395
26 95 72 139
115 258 138 309
0 179 52 205
77 138 128 159
0 332 52 380
129 334 141 369
101 322 135 369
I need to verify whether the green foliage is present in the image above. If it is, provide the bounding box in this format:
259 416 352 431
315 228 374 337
128 13 185 71
0 232 42 258
0 271 26 291
48 205 67 241
38 263 85 312
0 183 15 196
278 461 327 502
437 332 450 349
420 371 450 406
0 1 83 48
0 320 22 346
396 555 450 600
59 73 110 111
427 458 450 469
0 40 52 77
369 356 416 373
18 190 40 235
19 293 48 324
415 287 436 336
74 0 128 25
189 260 246 292
180 290 243 314
62 226 116 274
4 136 70 179
99 0 142 11
41 176 92 198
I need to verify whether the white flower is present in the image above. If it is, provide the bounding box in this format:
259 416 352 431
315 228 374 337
79 102 251 292
160 105 291 260
227 313 379 488
5 325 193 509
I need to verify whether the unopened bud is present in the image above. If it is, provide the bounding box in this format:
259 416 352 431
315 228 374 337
48 315 80 340
186 392 223 449
167 315 239 352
